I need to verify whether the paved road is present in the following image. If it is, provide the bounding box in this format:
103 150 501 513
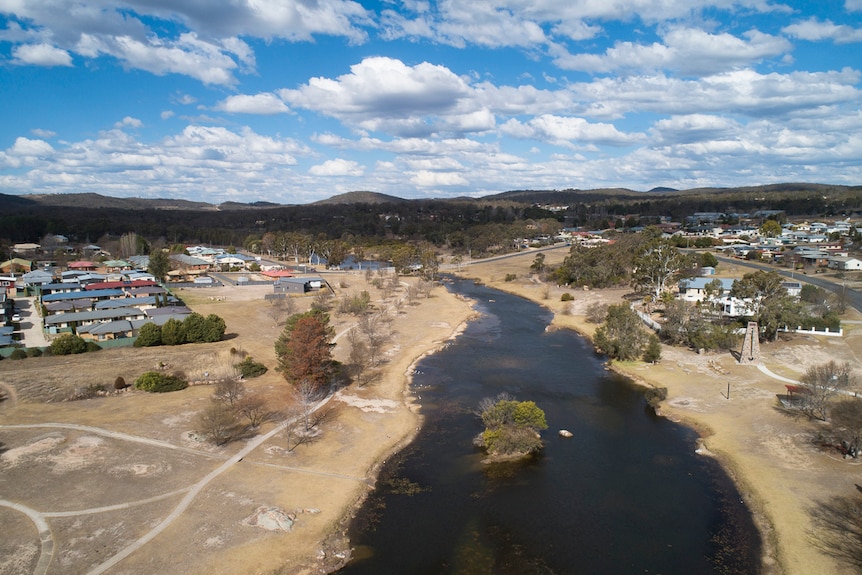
13 297 50 348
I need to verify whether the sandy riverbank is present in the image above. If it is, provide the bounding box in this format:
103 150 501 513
456 251 862 575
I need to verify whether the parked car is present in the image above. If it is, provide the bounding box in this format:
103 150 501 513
11 313 21 322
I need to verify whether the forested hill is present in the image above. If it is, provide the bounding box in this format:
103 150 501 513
1 183 860 247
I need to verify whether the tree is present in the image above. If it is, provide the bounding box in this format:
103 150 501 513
134 322 162 346
202 314 226 342
274 310 336 392
829 398 862 456
147 249 170 283
730 270 803 341
358 311 391 366
477 395 548 457
160 318 186 345
799 360 854 421
195 400 240 446
759 219 782 238
642 334 662 363
631 236 685 300
593 304 649 361
531 253 546 274
182 312 208 342
213 378 245 407
235 392 271 428
50 333 88 355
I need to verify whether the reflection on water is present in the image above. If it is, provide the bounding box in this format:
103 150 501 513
337 278 760 575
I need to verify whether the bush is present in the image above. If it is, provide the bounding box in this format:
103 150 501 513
10 348 27 360
237 356 268 378
644 387 668 410
560 292 574 302
504 273 517 282
50 334 88 355
114 376 128 390
135 371 188 393
26 348 42 358
85 341 101 353
135 322 162 346
585 302 608 324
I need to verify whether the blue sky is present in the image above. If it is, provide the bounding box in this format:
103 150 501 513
1 1 861 204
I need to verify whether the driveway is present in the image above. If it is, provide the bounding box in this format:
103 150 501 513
14 296 50 348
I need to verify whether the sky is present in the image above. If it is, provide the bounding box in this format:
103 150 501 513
0 1 861 205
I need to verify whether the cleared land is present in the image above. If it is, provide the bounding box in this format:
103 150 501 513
0 271 475 575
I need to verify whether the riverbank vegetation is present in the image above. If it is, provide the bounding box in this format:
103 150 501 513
475 394 548 460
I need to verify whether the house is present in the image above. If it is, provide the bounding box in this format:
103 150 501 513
68 261 98 271
22 269 54 288
77 320 137 341
678 278 736 303
273 276 328 295
44 307 148 332
828 256 862 271
42 288 124 304
781 281 803 298
214 253 256 269
0 258 34 273
103 259 132 272
0 274 16 297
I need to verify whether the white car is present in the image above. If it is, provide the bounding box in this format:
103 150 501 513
11 313 21 322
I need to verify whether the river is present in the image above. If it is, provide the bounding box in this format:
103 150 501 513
336 278 761 574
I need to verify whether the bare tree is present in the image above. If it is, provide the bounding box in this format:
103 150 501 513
235 391 272 428
213 378 245 407
195 400 241 446
800 361 855 421
359 311 392 366
829 398 862 456
266 297 287 327
347 328 374 386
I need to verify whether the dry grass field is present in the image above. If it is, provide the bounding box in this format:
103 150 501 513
0 270 475 575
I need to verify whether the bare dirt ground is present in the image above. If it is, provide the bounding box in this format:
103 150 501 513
459 247 862 575
0 270 475 575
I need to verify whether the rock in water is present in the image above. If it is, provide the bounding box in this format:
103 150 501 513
558 429 573 438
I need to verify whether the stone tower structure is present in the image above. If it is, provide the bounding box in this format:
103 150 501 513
738 321 760 364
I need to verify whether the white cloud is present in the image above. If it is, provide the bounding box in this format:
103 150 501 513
280 56 492 137
782 18 862 44
161 110 175 120
215 93 291 115
501 115 641 147
553 27 790 75
651 114 741 144
569 68 861 119
30 128 57 138
115 116 143 129
309 158 364 176
410 170 469 187
847 0 862 12
12 43 73 66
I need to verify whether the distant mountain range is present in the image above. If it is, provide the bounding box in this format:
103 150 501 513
2 183 859 212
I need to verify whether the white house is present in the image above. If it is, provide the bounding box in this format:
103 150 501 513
828 256 862 271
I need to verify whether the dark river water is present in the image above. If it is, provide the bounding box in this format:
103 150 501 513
337 278 761 575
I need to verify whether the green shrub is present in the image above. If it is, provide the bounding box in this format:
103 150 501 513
10 348 27 360
644 387 668 410
237 356 268 378
135 371 188 393
50 334 88 355
26 347 43 358
85 341 101 353
560 292 574 302
135 322 162 346
504 273 517 282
